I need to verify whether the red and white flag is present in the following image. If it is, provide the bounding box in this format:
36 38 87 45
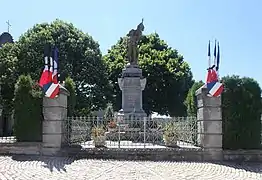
39 45 59 98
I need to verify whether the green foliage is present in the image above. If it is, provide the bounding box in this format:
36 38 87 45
64 77 76 116
91 126 105 137
0 43 19 113
16 19 110 115
103 33 193 116
185 80 205 116
163 122 179 147
222 75 261 149
13 75 43 142
104 103 114 121
164 122 179 138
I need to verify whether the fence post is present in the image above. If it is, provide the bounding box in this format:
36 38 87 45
143 117 146 148
195 87 223 161
118 123 121 148
42 86 69 155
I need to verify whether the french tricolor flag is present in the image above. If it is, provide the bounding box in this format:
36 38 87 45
206 69 223 97
42 82 59 99
205 41 223 97
39 45 59 99
39 46 52 87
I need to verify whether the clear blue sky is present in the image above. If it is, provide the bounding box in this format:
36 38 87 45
1 0 262 86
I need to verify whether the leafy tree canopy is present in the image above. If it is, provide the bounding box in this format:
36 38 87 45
0 43 19 110
15 19 110 114
103 33 193 116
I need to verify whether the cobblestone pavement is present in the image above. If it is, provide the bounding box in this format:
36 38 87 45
0 156 261 180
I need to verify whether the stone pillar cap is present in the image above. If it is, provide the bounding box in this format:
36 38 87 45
195 86 208 96
59 84 70 96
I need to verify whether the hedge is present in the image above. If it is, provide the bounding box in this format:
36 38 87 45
185 80 205 116
64 77 76 117
222 75 261 149
13 75 43 142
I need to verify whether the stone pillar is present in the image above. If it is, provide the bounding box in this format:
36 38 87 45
195 87 223 161
42 86 69 155
118 65 147 117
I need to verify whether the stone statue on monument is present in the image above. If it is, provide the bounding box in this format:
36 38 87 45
118 19 147 118
127 19 144 66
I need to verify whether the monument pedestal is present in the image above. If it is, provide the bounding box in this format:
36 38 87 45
118 65 147 118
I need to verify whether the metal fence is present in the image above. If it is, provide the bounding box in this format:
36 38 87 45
0 136 16 143
66 116 199 149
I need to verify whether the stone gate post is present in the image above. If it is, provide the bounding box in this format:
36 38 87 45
42 86 69 155
196 87 223 161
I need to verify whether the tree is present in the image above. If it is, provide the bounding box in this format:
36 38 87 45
103 33 193 116
222 75 261 149
16 19 110 115
13 75 43 142
0 43 20 135
185 80 205 116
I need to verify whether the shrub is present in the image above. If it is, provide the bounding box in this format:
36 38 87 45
64 77 76 117
64 77 76 142
91 126 105 137
163 122 180 147
222 75 261 149
185 81 204 145
104 103 114 122
185 80 205 116
13 75 43 142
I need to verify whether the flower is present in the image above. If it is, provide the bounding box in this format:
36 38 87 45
108 121 117 128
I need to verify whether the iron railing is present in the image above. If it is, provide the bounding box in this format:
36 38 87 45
0 136 16 143
66 116 198 149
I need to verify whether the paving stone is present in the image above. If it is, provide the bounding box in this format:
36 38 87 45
0 156 261 180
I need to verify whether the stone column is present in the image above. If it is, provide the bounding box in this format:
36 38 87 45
195 87 223 161
118 65 147 117
42 86 69 155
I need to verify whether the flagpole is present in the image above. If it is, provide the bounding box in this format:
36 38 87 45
47 44 52 82
217 41 220 80
213 39 217 67
54 39 60 83
208 40 211 68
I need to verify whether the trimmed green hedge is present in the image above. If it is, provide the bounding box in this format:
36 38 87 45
64 77 76 116
185 80 204 116
64 77 76 141
13 75 43 142
222 75 261 149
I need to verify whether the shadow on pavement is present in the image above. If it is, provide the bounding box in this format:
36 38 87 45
11 155 75 172
10 154 262 174
213 161 262 174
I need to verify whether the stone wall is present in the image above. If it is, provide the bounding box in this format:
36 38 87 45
0 142 42 155
0 143 261 162
223 150 262 162
60 147 262 162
